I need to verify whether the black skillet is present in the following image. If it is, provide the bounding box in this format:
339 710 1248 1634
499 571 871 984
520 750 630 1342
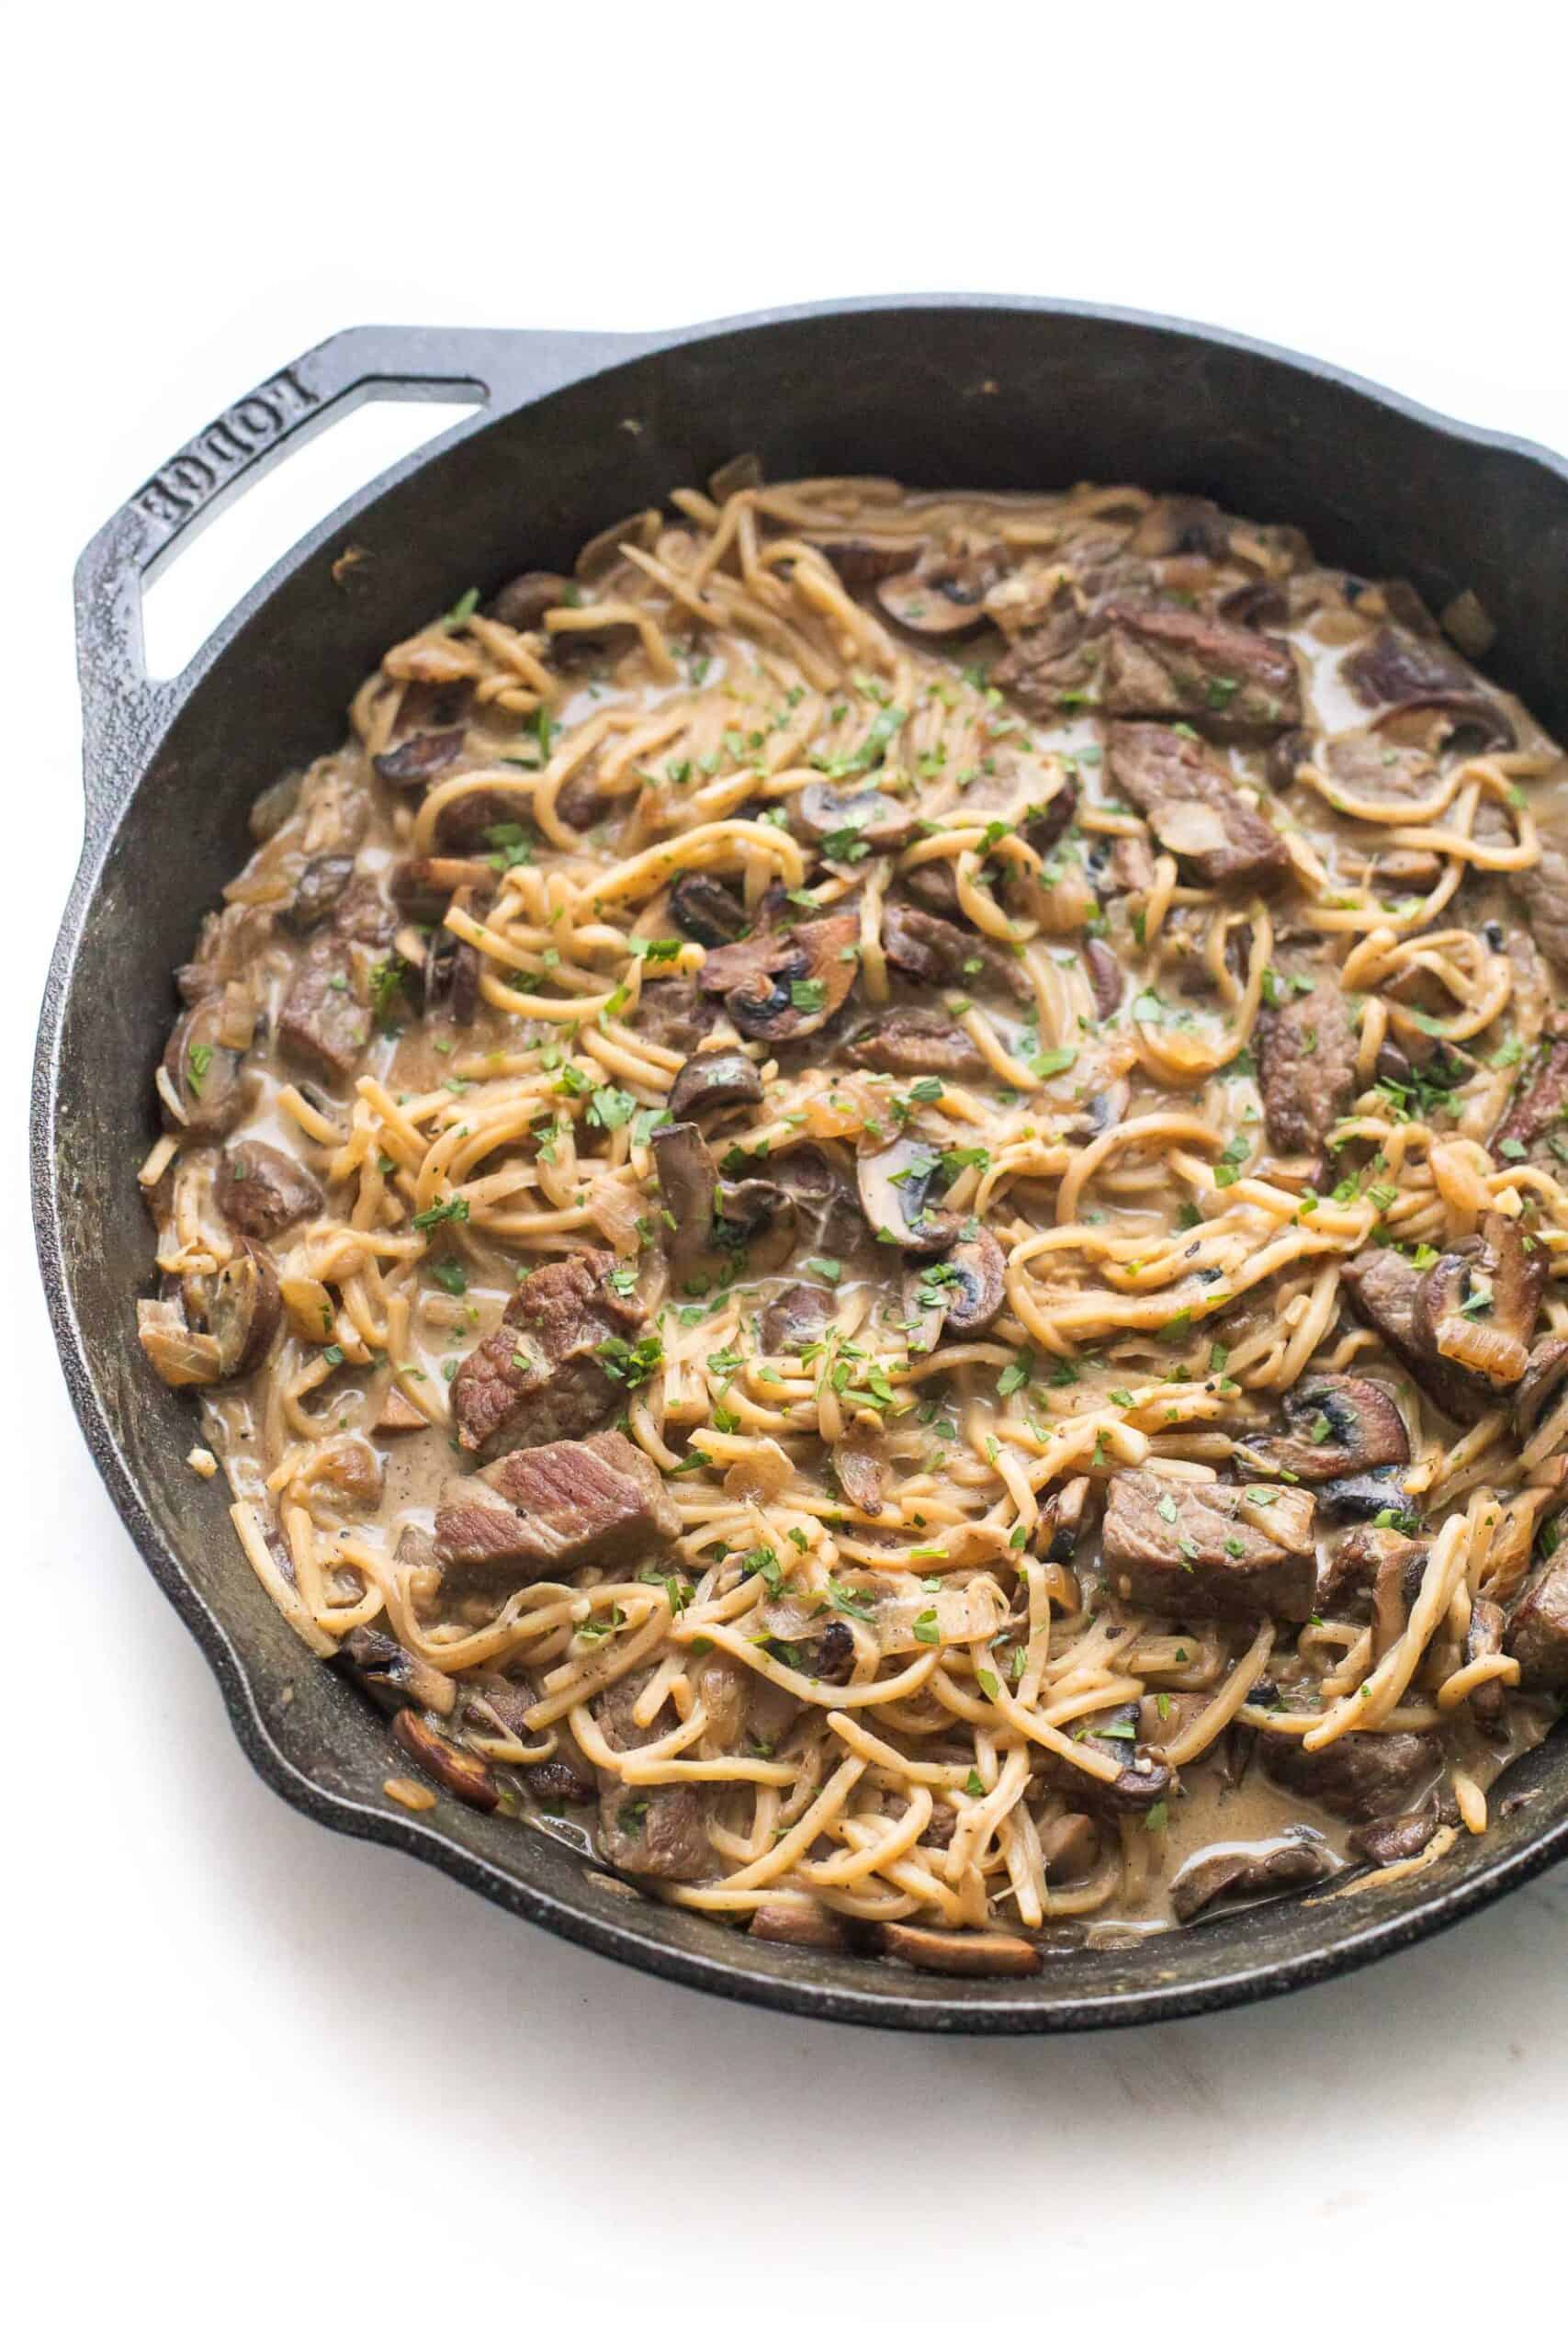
34 299 1568 2031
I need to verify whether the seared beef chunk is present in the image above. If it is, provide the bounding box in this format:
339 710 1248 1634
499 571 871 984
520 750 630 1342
842 1008 986 1079
1105 723 1289 890
1101 1470 1316 1624
277 941 370 1080
1101 603 1302 731
1340 627 1511 743
390 854 493 921
1039 1702 1173 1817
1341 1246 1489 1421
697 910 860 1042
1258 1727 1442 1823
421 928 481 1024
1315 1524 1427 1624
215 1141 321 1238
487 571 571 632
880 903 1030 999
1515 815 1568 975
280 854 356 935
435 1430 678 1597
761 1283 834 1354
449 1250 644 1461
594 1668 711 1883
1492 1023 1568 1161
1258 1374 1409 1484
1508 1555 1568 1688
372 727 468 792
1257 977 1359 1154
635 978 709 1053
1170 1838 1330 1922
1465 1595 1507 1728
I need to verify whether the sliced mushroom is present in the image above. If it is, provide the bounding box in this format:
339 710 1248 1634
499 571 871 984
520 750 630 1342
162 993 255 1140
339 1627 457 1716
798 531 924 587
1081 935 1123 1020
653 1125 794 1271
486 571 572 632
390 854 495 920
1514 1335 1568 1447
1256 1374 1409 1482
279 854 356 936
372 726 468 794
1170 1838 1330 1923
1035 1476 1093 1566
668 1048 763 1122
852 1921 1042 1976
856 1137 962 1254
842 1008 986 1080
899 1267 946 1357
1041 1813 1101 1883
670 872 750 946
136 1297 224 1387
1316 1469 1418 1525
215 1141 322 1238
748 1899 851 1951
249 770 301 840
771 1146 865 1257
389 1710 500 1812
875 545 1002 641
196 1244 282 1381
421 926 481 1025
1416 1212 1544 1391
795 782 915 853
761 1282 834 1355
934 1229 1007 1338
1465 1595 1508 1728
697 911 860 1043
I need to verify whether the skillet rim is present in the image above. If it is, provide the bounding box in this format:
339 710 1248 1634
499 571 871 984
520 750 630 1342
34 294 1568 2033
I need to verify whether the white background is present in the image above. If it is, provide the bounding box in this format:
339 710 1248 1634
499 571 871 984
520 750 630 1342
9 8 1566 2343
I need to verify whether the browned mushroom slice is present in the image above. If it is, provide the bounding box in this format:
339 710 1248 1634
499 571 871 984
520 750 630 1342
186 1243 282 1382
795 782 916 854
389 854 495 921
1465 1595 1508 1727
389 1710 501 1812
1129 494 1234 560
485 571 572 632
772 1146 866 1257
1341 1247 1493 1422
163 990 256 1139
1081 935 1123 1020
876 542 1005 640
761 1282 835 1355
856 1137 962 1254
215 1142 322 1238
651 1124 721 1271
1415 1213 1544 1392
1040 1812 1101 1882
1492 1023 1568 1161
1340 626 1513 746
373 1385 429 1435
1170 1838 1330 1923
749 1899 852 1951
1516 1336 1568 1449
372 726 468 793
799 531 923 587
1257 1726 1442 1821
932 1229 1007 1338
670 871 750 946
881 902 1032 1000
667 1048 763 1122
1254 1374 1409 1483
421 926 481 1025
855 1921 1043 1977
697 911 859 1042
279 854 356 936
338 1627 457 1716
1035 1476 1093 1566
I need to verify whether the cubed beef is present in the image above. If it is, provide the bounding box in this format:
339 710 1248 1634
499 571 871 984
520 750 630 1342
842 1009 987 1079
1340 627 1510 742
1492 1024 1568 1162
372 726 468 792
279 854 356 936
449 1250 643 1461
215 1141 321 1238
434 1430 679 1597
1101 1470 1316 1624
1258 1727 1443 1822
1101 603 1302 731
277 940 370 1079
1105 722 1289 890
760 1283 834 1354
880 903 1030 999
1341 1247 1488 1422
1508 1555 1568 1689
1257 976 1359 1155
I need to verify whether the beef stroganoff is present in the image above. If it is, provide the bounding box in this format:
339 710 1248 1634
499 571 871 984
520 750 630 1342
136 462 1568 1974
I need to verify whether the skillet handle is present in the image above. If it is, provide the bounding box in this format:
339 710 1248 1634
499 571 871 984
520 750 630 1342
72 323 639 849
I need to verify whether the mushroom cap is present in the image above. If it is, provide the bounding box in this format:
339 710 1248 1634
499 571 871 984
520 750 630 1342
856 1136 962 1255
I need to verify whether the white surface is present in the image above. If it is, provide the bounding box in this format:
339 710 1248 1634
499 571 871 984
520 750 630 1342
9 9 1567 2342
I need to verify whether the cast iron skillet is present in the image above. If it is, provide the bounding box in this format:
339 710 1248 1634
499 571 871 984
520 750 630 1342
35 298 1568 2032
